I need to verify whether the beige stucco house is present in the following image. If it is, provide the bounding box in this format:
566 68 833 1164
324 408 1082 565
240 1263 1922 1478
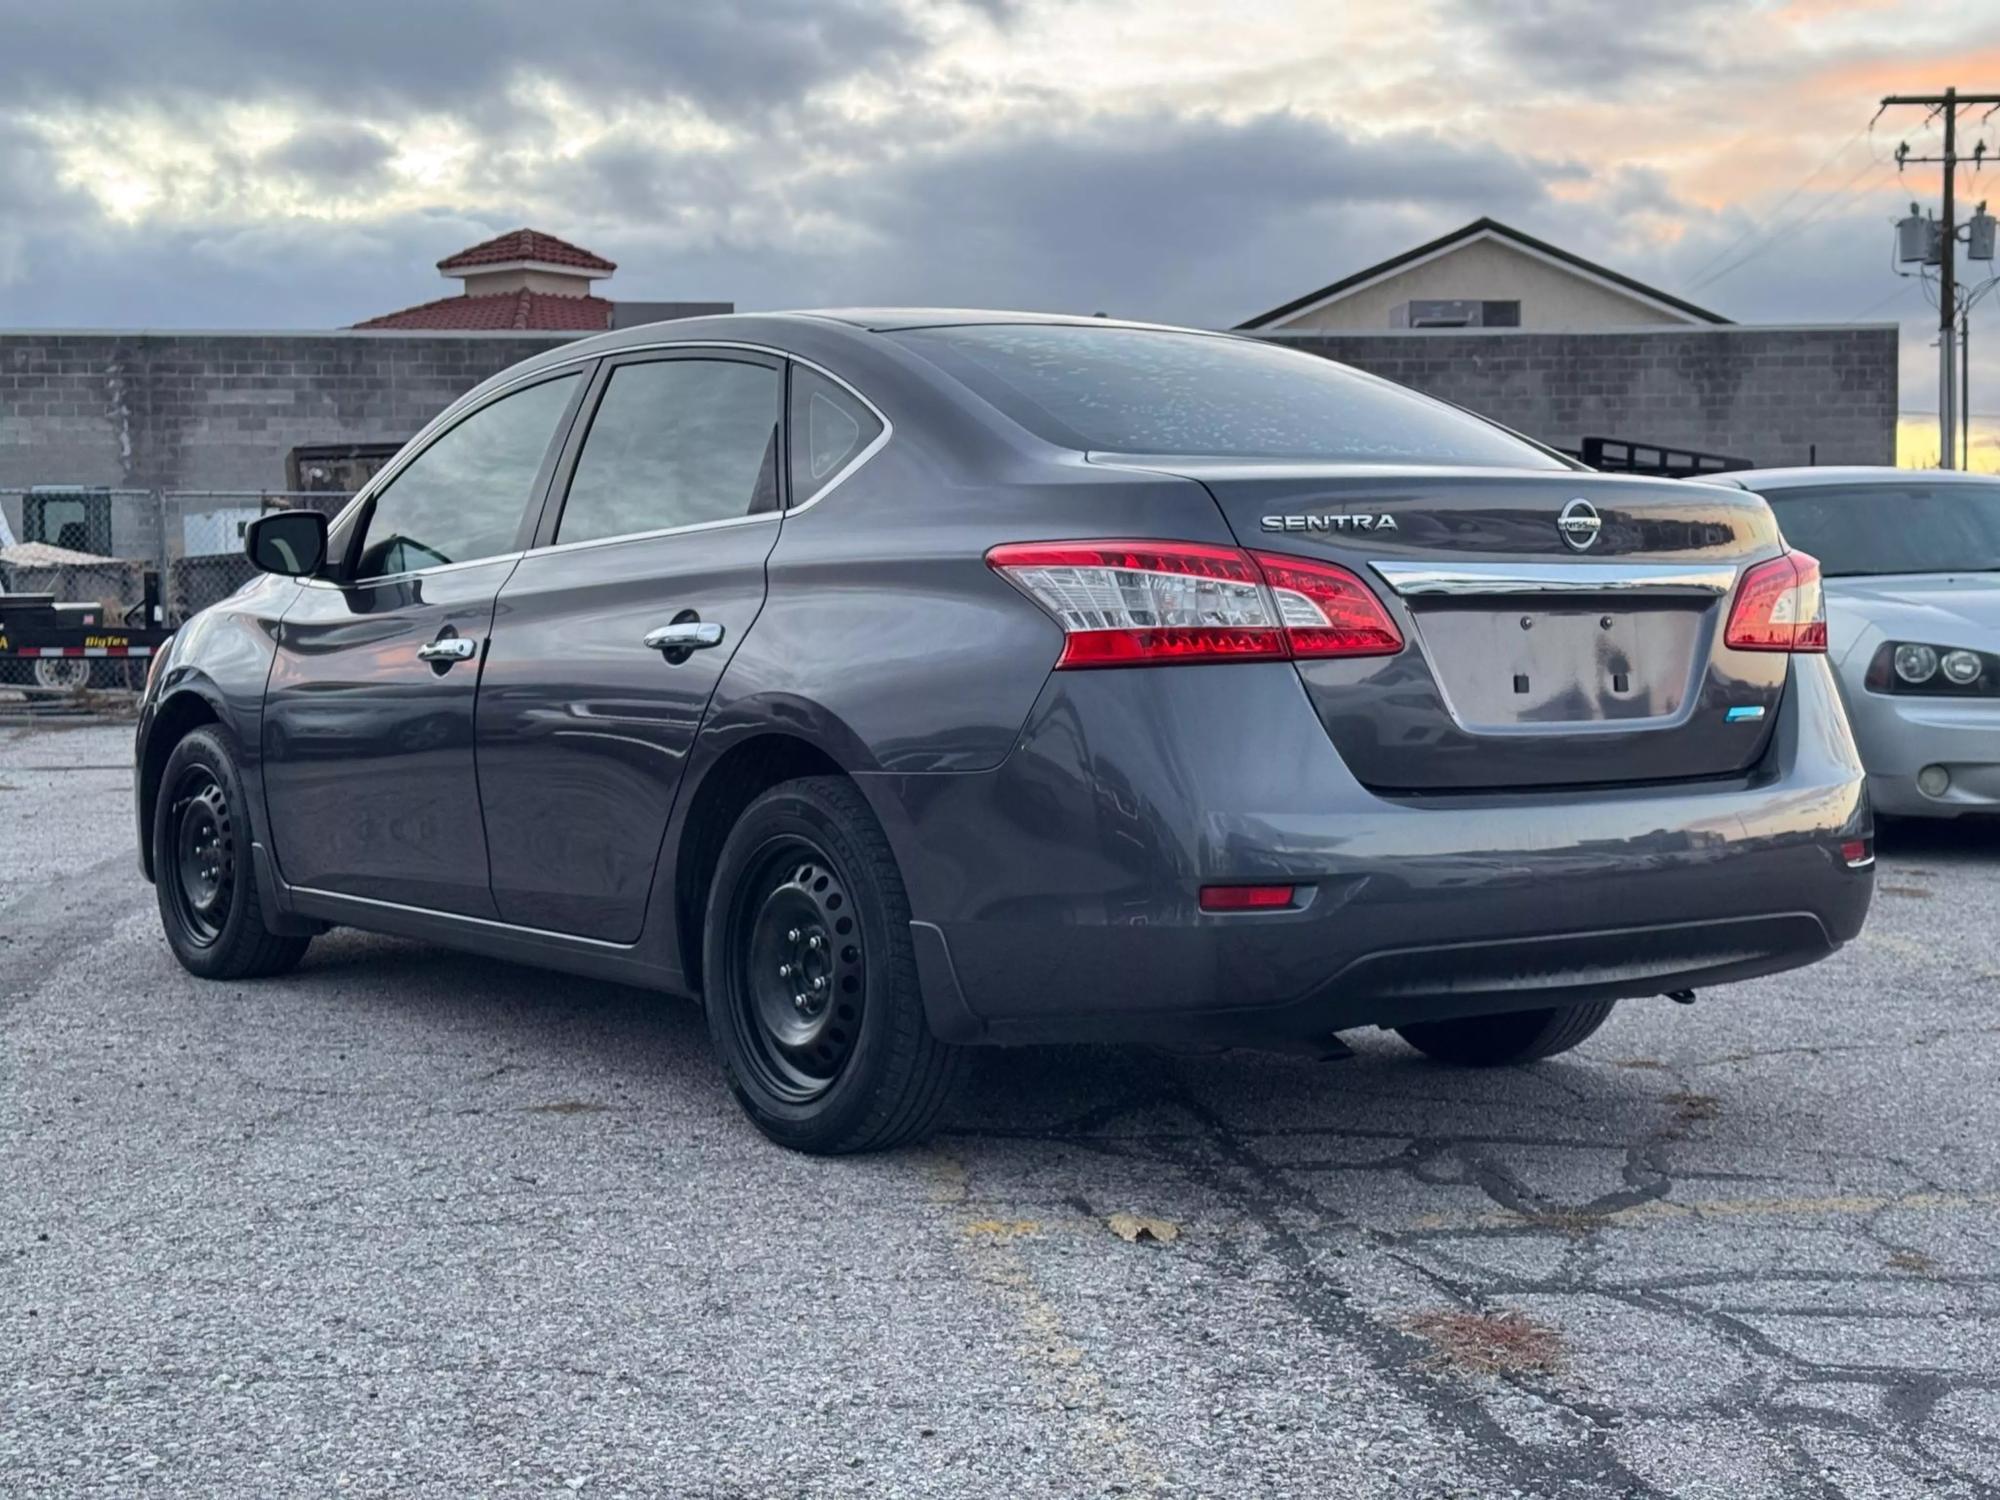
1236 218 1728 333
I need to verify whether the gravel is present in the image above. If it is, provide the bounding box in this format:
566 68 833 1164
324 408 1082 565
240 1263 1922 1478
4 721 1997 1497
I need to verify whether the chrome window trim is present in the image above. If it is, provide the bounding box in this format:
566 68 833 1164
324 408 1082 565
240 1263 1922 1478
524 510 778 561
1370 560 1740 598
320 341 891 578
301 550 525 589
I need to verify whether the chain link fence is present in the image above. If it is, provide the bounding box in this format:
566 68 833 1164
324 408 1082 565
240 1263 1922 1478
2 487 353 620
1 487 352 695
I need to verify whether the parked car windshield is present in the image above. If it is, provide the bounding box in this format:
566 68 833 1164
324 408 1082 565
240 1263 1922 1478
890 323 1569 467
1762 481 2000 576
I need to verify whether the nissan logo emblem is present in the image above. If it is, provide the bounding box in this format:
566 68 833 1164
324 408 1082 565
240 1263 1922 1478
1557 498 1602 552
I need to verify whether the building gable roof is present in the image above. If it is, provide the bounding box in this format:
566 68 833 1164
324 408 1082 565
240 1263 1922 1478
1233 218 1729 330
437 229 617 276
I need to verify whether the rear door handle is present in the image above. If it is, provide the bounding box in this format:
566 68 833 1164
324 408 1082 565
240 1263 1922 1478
417 637 478 663
643 621 725 653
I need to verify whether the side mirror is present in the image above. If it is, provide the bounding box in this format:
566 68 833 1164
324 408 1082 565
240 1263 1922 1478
245 510 328 578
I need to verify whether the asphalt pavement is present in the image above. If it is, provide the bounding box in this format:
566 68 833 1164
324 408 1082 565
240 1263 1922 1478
3 721 1997 1498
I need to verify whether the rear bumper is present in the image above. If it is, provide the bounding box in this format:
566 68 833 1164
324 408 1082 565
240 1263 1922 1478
860 656 1872 1045
1844 687 2000 818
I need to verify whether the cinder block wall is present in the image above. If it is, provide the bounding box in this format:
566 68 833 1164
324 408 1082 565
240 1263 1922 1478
0 331 577 492
0 323 1901 495
1256 325 1899 467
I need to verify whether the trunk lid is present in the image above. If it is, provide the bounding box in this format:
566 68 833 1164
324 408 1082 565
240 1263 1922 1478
1133 463 1788 792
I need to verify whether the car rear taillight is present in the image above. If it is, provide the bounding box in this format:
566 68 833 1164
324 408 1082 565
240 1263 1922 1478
1725 550 1827 654
1250 551 1405 659
986 540 1402 668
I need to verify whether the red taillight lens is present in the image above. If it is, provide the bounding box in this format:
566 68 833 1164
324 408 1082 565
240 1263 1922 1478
1725 551 1827 654
1199 884 1295 911
1250 551 1404 659
985 540 1285 668
987 540 1401 668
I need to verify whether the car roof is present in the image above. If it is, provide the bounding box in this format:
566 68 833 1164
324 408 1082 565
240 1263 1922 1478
475 308 1245 385
791 308 1237 335
1719 465 2000 492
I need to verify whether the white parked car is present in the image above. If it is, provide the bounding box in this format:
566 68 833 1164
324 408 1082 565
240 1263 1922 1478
1716 467 1999 818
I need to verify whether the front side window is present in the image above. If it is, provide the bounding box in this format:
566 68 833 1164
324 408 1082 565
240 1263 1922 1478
354 374 578 578
789 365 884 503
1764 482 2000 576
556 358 781 545
891 323 1567 468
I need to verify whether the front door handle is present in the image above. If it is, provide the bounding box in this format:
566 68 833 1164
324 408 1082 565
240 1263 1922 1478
417 637 478 663
643 621 725 653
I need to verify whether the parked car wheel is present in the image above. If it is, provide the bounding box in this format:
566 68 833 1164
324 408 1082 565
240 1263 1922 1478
703 776 964 1154
153 727 310 980
1394 1000 1616 1066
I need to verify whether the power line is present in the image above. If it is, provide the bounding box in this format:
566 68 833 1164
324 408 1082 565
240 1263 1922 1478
1683 124 1870 286
1688 153 1901 292
1848 279 1922 321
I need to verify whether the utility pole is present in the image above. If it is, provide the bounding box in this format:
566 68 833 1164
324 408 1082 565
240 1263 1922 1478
1881 87 2000 468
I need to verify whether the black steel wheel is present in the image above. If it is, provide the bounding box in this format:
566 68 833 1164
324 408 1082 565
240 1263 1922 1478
166 763 235 948
152 726 310 980
729 844 868 1103
703 776 964 1154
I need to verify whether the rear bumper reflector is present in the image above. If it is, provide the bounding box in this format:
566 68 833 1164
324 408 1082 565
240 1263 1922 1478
1200 884 1296 912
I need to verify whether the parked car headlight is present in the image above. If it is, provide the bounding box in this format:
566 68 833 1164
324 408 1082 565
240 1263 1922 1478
1893 643 1938 684
1942 649 1985 686
1867 641 1998 696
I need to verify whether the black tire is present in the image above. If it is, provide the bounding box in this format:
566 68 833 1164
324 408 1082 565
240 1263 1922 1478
1395 1000 1617 1066
153 726 310 980
702 775 964 1154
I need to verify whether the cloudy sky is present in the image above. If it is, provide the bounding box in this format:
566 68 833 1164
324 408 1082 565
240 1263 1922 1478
1 0 1997 464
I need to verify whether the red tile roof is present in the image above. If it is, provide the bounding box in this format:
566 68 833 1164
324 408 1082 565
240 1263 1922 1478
354 289 614 331
437 229 616 275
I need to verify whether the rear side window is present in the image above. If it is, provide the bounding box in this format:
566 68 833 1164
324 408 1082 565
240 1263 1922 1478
891 324 1565 468
354 373 578 577
789 365 883 503
556 358 781 545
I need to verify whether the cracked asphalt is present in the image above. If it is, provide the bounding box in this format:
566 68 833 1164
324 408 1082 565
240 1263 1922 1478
4 720 1998 1498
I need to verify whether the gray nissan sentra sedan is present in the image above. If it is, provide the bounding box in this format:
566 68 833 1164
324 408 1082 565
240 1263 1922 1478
134 311 1874 1152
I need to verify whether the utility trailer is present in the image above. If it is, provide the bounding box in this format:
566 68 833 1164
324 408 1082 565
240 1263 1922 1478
0 581 170 692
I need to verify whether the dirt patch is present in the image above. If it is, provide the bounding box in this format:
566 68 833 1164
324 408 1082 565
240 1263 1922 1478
1878 884 1933 899
1886 1249 1937 1274
1407 1308 1564 1376
1664 1091 1723 1125
524 1101 612 1115
1520 1206 1612 1236
1613 1058 1671 1071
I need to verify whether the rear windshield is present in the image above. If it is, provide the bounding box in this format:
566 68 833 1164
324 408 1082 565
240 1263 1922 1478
1763 482 2000 576
889 324 1568 468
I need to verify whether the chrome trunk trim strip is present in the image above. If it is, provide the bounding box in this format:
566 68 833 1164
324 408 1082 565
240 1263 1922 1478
1370 561 1739 598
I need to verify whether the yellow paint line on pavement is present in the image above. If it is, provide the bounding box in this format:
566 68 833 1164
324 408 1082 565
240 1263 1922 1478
923 1152 1168 1495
